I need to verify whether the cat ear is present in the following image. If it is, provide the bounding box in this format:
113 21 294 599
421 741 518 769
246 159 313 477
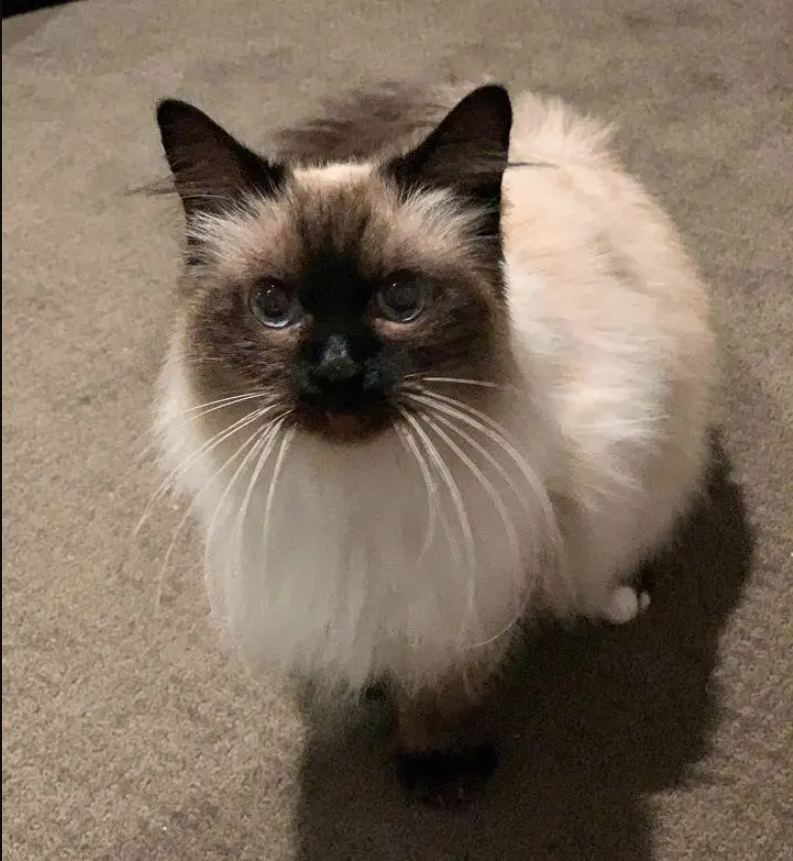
156 99 286 218
386 84 512 212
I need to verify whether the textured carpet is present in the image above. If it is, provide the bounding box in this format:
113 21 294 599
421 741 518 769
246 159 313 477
3 1 792 858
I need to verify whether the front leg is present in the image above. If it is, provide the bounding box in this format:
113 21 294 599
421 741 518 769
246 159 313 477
394 678 497 808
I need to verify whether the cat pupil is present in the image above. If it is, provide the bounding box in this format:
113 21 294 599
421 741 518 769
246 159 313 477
378 279 427 322
251 282 293 327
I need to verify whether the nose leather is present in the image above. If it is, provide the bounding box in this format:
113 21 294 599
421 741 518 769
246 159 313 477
315 334 359 382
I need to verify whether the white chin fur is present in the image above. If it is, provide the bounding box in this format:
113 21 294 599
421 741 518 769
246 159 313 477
156 359 560 692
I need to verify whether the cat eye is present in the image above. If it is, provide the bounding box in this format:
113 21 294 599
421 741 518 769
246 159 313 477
249 280 299 329
376 277 431 324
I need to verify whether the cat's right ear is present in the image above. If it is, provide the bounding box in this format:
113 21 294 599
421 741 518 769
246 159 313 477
156 99 286 218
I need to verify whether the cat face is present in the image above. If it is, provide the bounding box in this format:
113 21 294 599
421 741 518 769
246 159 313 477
157 86 513 440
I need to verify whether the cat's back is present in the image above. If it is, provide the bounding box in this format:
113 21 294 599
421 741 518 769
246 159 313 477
502 90 713 382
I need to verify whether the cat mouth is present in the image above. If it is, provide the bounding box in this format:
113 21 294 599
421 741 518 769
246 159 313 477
324 413 369 441
295 405 393 442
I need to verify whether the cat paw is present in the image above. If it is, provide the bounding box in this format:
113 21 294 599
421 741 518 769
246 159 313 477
395 743 498 808
601 585 651 625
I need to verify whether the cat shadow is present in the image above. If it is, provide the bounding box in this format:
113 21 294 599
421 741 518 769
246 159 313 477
295 437 754 860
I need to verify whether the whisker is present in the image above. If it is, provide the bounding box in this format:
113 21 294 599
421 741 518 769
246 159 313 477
408 396 546 653
398 409 466 577
401 409 479 649
137 391 267 463
406 411 482 646
148 418 265 622
419 410 522 579
466 607 524 651
135 404 275 536
229 412 293 590
407 399 533 524
260 425 297 575
111 394 270 536
157 391 268 422
408 390 560 547
204 413 288 581
405 375 510 392
411 387 569 606
394 413 440 564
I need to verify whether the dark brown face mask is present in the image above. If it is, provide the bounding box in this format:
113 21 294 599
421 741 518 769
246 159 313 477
154 85 520 441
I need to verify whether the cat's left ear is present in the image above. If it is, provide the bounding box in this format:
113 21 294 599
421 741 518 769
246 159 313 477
385 84 512 214
156 98 286 219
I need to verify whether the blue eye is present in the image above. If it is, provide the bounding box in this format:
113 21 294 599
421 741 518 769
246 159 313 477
376 278 430 323
250 280 299 328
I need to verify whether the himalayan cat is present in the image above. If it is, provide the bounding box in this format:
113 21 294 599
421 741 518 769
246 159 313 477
152 82 715 805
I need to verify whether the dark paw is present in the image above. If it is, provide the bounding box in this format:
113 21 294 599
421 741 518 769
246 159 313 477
395 743 498 808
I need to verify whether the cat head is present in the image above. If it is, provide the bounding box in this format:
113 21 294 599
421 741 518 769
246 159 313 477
156 85 513 441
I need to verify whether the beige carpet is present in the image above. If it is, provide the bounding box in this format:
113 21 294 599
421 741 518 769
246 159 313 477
3 1 792 858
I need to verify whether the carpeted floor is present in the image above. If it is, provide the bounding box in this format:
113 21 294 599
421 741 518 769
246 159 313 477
3 1 792 858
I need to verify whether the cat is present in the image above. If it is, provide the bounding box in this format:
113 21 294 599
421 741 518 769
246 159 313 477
152 81 716 806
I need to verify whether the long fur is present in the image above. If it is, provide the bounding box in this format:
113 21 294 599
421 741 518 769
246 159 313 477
153 86 715 697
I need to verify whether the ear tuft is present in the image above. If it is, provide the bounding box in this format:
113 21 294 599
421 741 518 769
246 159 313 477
156 99 286 218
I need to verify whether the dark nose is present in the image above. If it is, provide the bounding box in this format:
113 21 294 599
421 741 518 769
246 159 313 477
314 334 359 383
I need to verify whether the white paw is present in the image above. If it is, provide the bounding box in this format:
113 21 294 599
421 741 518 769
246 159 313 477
601 585 651 625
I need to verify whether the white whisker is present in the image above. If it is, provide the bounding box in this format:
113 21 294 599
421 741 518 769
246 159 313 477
408 398 537 653
416 401 534 524
395 413 440 565
148 418 265 621
204 413 287 581
399 409 466 577
419 410 522 580
260 425 297 575
159 390 267 422
405 375 510 391
408 387 568 643
230 413 293 590
408 390 561 556
466 609 524 651
137 391 267 463
400 409 478 646
135 404 275 536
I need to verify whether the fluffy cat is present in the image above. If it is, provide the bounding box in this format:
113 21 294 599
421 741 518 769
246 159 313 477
152 82 715 804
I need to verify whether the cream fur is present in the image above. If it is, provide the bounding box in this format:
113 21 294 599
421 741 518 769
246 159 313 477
155 92 715 694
